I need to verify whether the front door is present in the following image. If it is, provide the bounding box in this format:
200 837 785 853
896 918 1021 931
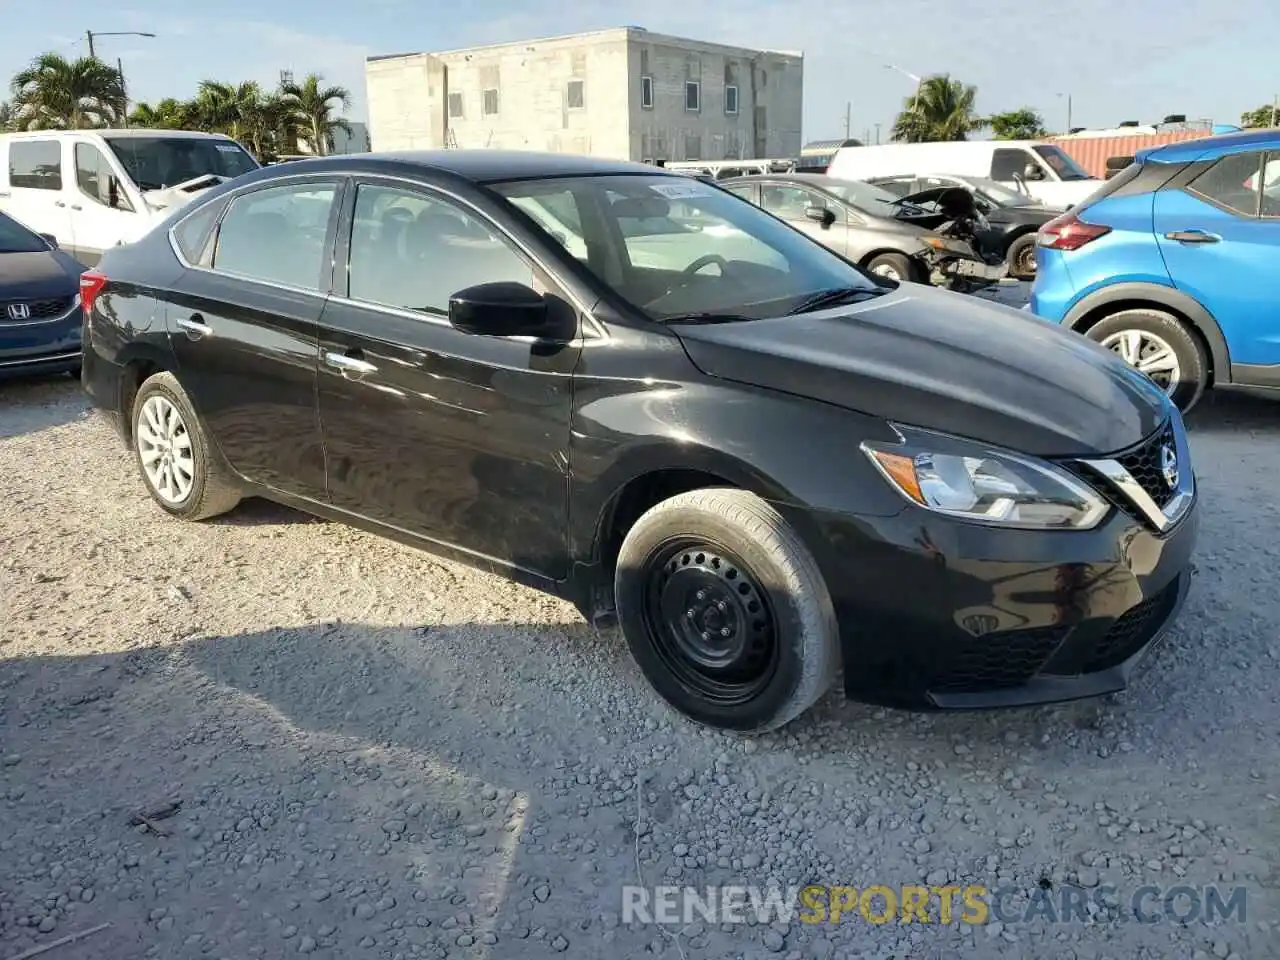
316 179 578 579
758 182 849 255
68 140 149 266
1153 148 1280 369
167 177 341 500
1 138 75 250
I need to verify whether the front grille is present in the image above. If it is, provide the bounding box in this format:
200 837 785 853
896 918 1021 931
1118 422 1177 508
1081 583 1178 673
0 296 74 322
931 627 1070 693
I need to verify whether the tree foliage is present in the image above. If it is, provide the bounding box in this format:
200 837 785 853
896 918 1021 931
987 107 1047 140
1240 104 1278 129
8 53 125 130
890 74 984 143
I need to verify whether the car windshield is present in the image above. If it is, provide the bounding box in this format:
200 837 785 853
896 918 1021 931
104 136 259 191
1031 145 1092 181
962 176 1036 207
818 179 903 211
493 174 882 321
0 211 49 254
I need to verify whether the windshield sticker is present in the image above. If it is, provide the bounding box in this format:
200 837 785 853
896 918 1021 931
650 180 716 199
215 143 243 153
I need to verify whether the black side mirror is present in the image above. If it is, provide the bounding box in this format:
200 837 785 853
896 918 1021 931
805 205 836 227
39 233 58 248
1023 162 1045 181
449 281 554 338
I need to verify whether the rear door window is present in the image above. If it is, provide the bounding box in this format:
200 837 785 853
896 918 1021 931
9 140 63 190
759 184 820 220
211 182 338 289
1257 153 1280 218
1187 152 1263 217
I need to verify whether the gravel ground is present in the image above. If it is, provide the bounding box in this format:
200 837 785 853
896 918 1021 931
1 373 1278 960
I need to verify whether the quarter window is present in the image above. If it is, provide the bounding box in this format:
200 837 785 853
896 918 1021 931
172 201 223 263
212 182 337 289
347 184 534 316
74 143 133 211
1261 153 1280 218
1188 151 1263 217
8 140 62 190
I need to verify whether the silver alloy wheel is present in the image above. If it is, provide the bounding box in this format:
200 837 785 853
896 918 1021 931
1099 328 1181 395
137 395 196 504
872 264 901 281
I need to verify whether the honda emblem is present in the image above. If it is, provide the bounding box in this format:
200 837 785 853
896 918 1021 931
6 303 31 321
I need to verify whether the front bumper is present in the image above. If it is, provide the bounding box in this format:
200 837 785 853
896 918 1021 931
0 302 82 379
791 467 1198 710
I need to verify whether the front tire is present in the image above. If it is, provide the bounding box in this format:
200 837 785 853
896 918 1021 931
131 372 241 520
614 488 840 732
1005 234 1037 280
1086 308 1208 413
865 252 916 284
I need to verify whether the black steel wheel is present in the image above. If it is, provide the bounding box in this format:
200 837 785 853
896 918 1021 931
1006 233 1037 280
614 487 840 732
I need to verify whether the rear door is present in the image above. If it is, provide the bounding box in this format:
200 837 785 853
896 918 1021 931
1 138 75 248
1153 148 1280 369
166 176 342 500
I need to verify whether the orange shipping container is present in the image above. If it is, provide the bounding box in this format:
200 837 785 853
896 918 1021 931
1045 131 1212 179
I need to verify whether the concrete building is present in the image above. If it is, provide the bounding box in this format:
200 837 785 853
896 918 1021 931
365 27 803 163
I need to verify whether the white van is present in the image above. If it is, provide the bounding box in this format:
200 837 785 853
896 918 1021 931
827 140 1100 208
0 129 259 265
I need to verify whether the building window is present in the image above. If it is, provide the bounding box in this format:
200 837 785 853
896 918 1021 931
641 75 654 109
447 92 464 119
685 80 701 112
684 135 701 160
482 88 499 116
566 80 585 110
725 85 739 115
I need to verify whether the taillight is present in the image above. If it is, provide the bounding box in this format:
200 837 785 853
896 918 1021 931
80 272 108 317
1036 212 1111 251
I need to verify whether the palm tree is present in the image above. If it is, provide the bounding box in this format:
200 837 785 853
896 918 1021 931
128 97 192 129
281 73 351 155
9 53 125 130
0 100 15 132
890 74 984 143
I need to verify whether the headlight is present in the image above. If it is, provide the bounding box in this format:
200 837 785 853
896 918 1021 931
862 425 1109 530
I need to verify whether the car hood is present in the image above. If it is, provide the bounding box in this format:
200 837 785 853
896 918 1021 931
0 250 81 300
672 284 1167 457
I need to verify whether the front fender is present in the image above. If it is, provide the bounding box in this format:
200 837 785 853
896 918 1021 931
568 377 907 561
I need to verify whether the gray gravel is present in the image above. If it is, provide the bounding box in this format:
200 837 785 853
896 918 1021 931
1 374 1278 960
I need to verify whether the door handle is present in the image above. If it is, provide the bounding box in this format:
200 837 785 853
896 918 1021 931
175 315 212 339
54 200 67 208
324 351 378 376
1164 230 1220 243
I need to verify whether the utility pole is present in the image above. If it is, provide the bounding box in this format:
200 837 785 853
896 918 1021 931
874 123 881 144
1272 93 1278 128
118 57 128 127
86 30 96 58
844 102 851 140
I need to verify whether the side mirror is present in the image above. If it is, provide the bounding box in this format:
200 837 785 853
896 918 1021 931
449 281 553 338
39 233 58 248
1023 162 1046 181
805 205 836 227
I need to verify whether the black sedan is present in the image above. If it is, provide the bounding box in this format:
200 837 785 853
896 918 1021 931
867 173 1065 279
0 211 85 379
81 151 1196 731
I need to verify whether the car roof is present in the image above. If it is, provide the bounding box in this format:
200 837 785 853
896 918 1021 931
1141 128 1280 165
0 128 237 141
720 173 846 187
255 150 670 184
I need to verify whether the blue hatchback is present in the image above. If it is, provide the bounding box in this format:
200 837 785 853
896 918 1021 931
1030 129 1280 411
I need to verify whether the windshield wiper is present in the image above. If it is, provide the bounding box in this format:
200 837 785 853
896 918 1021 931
657 312 758 325
787 287 885 315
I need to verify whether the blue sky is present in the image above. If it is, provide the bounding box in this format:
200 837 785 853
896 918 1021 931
3 0 1277 141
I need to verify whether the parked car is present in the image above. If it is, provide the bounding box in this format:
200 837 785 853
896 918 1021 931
827 141 1101 209
82 151 1197 732
865 173 1064 279
0 129 259 266
0 210 85 379
1031 129 1280 412
719 173 948 282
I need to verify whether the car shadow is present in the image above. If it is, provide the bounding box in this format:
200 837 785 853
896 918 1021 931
211 496 329 527
0 374 87 439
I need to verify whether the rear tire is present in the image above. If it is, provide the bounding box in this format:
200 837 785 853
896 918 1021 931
614 488 840 732
1006 234 1037 280
131 372 242 521
865 252 916 284
1086 308 1208 413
